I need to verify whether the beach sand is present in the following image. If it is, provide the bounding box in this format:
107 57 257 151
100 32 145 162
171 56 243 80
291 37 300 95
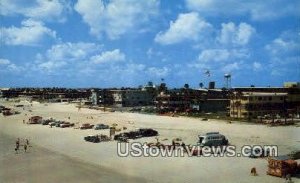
0 100 299 183
0 133 144 183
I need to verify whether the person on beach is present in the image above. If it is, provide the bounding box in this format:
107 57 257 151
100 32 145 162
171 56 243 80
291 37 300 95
172 139 176 147
24 144 27 152
181 142 186 151
15 141 20 154
16 138 20 147
250 167 257 176
26 139 29 146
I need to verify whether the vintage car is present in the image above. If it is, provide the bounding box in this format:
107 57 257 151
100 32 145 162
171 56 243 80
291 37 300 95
114 128 158 141
80 123 94 129
60 122 75 128
94 123 110 130
84 134 111 143
198 132 229 147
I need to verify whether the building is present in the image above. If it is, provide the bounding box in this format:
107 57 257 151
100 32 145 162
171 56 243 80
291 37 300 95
284 82 300 88
230 86 300 119
230 92 288 118
155 88 231 113
90 89 114 106
155 89 206 112
111 89 155 107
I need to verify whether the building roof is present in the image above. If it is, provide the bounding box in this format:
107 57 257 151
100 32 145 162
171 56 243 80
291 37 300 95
241 92 288 96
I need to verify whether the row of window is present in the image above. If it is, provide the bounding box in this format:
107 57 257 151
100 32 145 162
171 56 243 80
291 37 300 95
242 96 286 101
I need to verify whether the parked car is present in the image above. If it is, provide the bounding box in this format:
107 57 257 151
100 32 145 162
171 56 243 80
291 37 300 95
94 123 109 130
80 123 94 129
84 134 111 143
29 116 43 124
55 121 65 127
198 132 229 147
139 128 158 137
114 128 158 141
60 122 75 128
49 121 63 127
248 148 270 158
42 119 54 125
49 122 56 127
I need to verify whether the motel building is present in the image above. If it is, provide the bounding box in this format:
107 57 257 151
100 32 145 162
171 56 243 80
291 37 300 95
230 92 289 119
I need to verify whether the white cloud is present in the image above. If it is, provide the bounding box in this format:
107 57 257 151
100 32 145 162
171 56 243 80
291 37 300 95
185 0 300 21
34 42 102 72
198 49 230 62
265 31 300 76
38 61 67 72
75 0 159 39
218 22 255 46
0 59 11 65
34 42 127 74
1 19 56 46
91 49 126 64
253 62 262 71
0 0 70 22
198 49 249 62
222 62 240 73
0 58 24 73
190 48 249 75
155 12 212 45
146 48 163 59
265 39 299 56
44 42 101 62
147 67 170 77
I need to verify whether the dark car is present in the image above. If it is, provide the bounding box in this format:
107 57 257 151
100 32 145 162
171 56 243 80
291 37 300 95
84 135 100 143
114 133 129 142
249 148 270 158
94 124 110 130
139 128 158 137
114 128 158 141
84 134 110 143
42 119 53 125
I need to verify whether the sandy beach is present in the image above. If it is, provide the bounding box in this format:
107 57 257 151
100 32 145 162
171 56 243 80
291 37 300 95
0 100 299 183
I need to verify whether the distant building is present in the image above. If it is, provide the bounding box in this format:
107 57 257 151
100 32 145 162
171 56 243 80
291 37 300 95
111 89 155 107
230 87 300 119
230 92 288 118
90 89 114 106
155 89 205 112
284 82 300 88
0 88 91 100
155 88 230 113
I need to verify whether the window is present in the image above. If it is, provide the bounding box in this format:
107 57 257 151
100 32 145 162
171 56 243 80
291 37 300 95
268 97 272 101
258 97 262 101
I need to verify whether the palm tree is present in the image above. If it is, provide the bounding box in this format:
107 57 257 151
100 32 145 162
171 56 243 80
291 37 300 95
184 83 189 89
199 82 204 88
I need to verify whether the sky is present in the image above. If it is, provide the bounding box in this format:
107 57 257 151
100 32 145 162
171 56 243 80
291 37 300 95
0 0 299 88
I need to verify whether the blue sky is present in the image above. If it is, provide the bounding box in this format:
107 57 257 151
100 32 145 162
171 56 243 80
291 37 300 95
0 0 299 88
